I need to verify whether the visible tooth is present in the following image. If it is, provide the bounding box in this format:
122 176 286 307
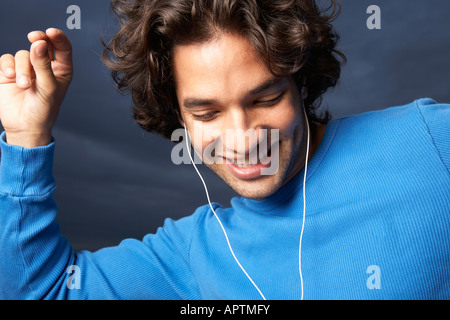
235 159 261 167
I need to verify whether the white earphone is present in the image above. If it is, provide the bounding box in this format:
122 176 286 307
299 98 310 301
183 98 310 300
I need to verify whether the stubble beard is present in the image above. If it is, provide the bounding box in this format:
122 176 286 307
205 125 306 201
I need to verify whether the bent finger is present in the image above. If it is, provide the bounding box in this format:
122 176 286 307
30 40 57 91
0 54 16 80
14 50 33 89
28 31 54 60
45 28 72 66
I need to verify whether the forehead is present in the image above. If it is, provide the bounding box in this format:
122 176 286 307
172 33 274 99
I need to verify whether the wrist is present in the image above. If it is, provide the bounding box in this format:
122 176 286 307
4 131 52 148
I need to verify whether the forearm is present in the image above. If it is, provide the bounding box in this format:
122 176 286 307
0 132 191 299
0 132 75 299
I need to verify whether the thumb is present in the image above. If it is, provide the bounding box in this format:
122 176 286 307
30 40 57 90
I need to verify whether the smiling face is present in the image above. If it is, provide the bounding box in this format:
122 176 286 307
173 33 310 200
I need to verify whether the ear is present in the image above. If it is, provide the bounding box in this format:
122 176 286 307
301 86 308 100
301 76 308 100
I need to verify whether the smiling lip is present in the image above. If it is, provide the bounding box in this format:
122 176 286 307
224 157 271 180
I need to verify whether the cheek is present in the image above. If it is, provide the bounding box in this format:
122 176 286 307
271 103 302 140
185 122 223 158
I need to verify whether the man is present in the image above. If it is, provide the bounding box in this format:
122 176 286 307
0 0 448 300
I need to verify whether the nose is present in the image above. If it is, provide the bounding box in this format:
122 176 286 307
222 107 266 158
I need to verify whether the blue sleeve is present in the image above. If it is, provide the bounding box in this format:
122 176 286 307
416 98 450 175
0 132 200 299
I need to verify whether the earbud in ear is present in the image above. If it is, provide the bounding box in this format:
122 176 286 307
300 77 308 99
301 86 308 100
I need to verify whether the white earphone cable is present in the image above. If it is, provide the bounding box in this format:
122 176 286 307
184 126 267 300
183 104 309 300
299 105 310 301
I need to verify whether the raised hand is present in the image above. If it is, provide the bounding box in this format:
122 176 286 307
0 28 73 148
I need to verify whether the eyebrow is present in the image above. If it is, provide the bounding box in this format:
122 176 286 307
183 98 219 109
249 77 286 95
182 77 287 109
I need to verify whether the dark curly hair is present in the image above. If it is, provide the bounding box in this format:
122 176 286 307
102 0 346 139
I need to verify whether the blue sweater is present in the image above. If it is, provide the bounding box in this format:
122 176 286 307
0 98 449 300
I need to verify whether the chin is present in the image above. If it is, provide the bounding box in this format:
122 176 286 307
211 164 286 200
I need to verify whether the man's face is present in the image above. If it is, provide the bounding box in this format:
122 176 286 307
173 33 308 200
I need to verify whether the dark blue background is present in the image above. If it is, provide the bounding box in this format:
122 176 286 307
1 1 449 251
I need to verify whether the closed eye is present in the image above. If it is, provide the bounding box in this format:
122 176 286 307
192 112 219 121
254 90 286 107
190 89 286 121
